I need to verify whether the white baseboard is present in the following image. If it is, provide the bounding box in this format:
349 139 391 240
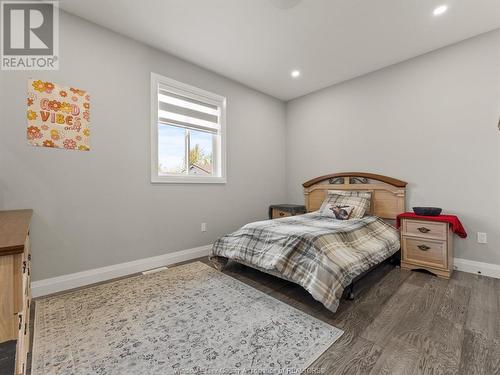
454 257 500 279
32 244 212 298
32 250 499 298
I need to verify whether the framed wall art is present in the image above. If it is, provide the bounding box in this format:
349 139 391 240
27 79 90 151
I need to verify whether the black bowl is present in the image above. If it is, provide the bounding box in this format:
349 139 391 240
413 207 442 216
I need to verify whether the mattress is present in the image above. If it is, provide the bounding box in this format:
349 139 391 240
210 213 400 312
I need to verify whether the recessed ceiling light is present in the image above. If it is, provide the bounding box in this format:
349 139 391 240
291 70 301 78
433 5 448 16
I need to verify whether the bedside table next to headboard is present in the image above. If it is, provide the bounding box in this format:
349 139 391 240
400 217 453 278
398 213 467 279
268 204 306 219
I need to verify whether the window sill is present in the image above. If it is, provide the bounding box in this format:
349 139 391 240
151 175 227 184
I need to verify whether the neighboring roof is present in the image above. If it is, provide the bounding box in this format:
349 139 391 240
188 164 211 175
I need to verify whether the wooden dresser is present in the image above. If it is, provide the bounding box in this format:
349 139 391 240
0 210 33 375
400 217 453 279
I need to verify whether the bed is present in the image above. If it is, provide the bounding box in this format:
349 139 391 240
210 172 407 312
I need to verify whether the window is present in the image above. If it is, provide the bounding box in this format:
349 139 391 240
151 73 226 183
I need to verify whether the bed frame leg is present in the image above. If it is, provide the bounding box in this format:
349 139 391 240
346 283 355 300
389 251 401 268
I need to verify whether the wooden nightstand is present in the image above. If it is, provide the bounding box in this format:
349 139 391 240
268 204 306 219
400 217 453 279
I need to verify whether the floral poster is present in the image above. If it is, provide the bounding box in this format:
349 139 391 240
27 79 90 151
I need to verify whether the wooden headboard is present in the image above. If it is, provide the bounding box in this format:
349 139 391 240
303 172 407 219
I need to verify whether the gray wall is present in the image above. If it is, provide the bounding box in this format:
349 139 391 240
286 30 500 265
2 11 498 281
0 12 287 280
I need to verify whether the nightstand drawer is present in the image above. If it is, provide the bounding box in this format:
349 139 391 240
271 209 292 219
269 204 306 219
402 219 447 240
402 237 447 269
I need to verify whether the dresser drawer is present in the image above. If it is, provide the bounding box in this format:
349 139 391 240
402 219 447 240
271 209 292 219
402 237 447 269
15 312 25 375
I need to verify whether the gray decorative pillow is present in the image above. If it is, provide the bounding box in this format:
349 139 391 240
320 193 370 219
323 204 354 220
327 190 372 214
328 190 372 199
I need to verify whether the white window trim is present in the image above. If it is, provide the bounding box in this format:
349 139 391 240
150 73 227 184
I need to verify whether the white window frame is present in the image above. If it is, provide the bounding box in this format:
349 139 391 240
151 73 227 184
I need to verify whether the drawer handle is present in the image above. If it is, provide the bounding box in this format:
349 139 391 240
418 245 431 251
279 212 285 216
418 227 430 233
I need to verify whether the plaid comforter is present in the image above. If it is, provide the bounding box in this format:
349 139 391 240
210 213 400 312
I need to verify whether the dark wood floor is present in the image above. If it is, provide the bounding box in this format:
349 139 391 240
0 340 16 375
2 258 499 375
205 259 500 375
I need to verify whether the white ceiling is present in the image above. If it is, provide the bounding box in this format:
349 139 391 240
58 0 500 101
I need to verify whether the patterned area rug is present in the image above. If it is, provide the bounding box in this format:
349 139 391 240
32 262 343 374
